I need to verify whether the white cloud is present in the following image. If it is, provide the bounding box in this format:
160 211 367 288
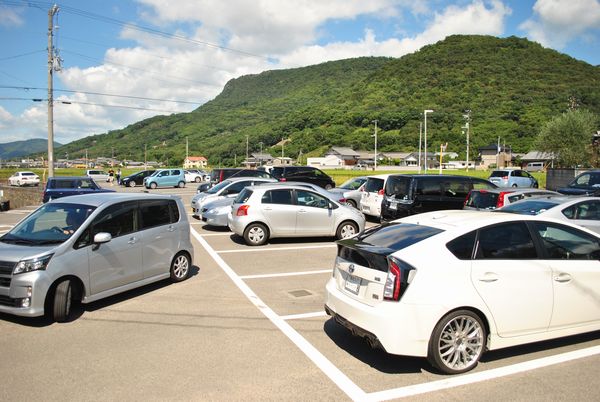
0 6 24 27
520 0 600 48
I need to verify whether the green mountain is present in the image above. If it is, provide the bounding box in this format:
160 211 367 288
1 139 62 160
56 35 600 166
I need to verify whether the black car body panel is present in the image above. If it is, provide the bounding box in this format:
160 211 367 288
43 177 115 203
270 166 335 189
380 174 496 221
557 170 600 196
120 170 156 186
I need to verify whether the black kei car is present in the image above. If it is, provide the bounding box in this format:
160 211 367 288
120 169 156 187
557 170 600 196
269 166 336 189
42 177 115 203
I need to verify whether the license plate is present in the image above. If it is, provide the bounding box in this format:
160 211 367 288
344 274 361 295
389 201 397 210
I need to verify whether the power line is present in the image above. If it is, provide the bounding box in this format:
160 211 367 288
1 0 270 60
0 50 46 61
0 96 186 113
0 85 204 105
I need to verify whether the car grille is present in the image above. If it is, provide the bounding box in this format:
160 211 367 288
0 277 10 287
0 261 15 275
0 295 18 307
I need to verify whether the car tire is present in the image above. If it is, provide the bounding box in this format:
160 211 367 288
16 181 21 186
194 177 201 183
150 182 157 189
336 221 359 239
52 279 73 323
427 309 486 374
346 199 357 208
170 252 191 282
178 181 185 188
243 223 269 246
128 180 136 188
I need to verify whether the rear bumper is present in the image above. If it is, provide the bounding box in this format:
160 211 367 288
325 278 441 357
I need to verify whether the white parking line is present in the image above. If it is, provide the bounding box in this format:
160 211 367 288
240 269 331 280
0 225 13 228
217 244 336 254
281 311 328 321
195 232 232 237
192 228 367 401
366 345 600 401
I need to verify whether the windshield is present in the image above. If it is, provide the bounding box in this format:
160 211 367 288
497 199 560 215
384 176 411 198
1 203 95 246
206 179 232 194
339 177 366 190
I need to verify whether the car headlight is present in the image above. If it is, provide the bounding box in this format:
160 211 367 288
13 254 53 275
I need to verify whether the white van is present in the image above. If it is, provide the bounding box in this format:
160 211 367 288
526 162 545 172
360 174 391 218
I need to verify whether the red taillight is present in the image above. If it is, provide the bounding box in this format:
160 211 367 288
236 205 249 216
384 259 402 301
280 177 287 182
378 189 384 195
496 191 511 208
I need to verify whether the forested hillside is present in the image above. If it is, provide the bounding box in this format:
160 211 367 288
1 139 62 160
55 35 600 165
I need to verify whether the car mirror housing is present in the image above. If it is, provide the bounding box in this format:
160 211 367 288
93 232 112 244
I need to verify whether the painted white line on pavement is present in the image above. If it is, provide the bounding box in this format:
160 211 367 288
2 211 29 215
0 225 13 228
218 244 336 254
366 345 600 401
281 311 328 321
191 228 367 401
194 232 232 237
240 269 331 280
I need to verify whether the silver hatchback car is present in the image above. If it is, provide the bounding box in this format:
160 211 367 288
228 184 366 246
0 193 193 322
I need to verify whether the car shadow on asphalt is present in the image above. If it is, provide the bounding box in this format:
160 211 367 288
0 265 201 327
228 234 338 246
323 318 427 374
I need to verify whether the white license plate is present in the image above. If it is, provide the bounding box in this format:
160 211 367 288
344 274 361 295
389 201 397 210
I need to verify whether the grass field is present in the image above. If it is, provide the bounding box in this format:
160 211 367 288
0 166 548 189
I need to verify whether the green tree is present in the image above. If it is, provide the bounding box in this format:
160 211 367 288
535 109 598 167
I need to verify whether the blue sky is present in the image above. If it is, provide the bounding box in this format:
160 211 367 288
0 0 599 144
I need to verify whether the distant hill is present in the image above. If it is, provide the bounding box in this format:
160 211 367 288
0 139 62 160
55 35 600 166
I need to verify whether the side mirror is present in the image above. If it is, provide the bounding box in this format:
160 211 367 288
94 232 112 244
328 202 334 209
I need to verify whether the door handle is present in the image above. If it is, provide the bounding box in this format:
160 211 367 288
477 272 499 282
553 273 572 283
167 226 175 232
127 237 137 244
298 209 307 213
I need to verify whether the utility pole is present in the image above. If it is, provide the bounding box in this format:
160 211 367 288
246 135 249 167
418 122 422 172
47 4 60 177
259 141 263 167
372 120 378 171
186 136 189 160
281 138 284 158
144 144 147 169
463 110 471 171
424 110 434 173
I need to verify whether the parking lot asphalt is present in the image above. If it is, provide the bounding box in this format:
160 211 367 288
1 182 599 401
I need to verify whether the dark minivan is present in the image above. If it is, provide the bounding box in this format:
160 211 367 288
270 166 336 189
380 174 496 221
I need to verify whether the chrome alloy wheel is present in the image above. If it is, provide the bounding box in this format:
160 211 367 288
437 315 484 371
172 255 189 279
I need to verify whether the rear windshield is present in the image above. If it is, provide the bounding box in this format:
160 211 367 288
490 171 509 177
465 191 499 209
50 179 96 189
235 188 253 204
364 178 384 193
385 176 411 198
498 200 560 215
270 167 284 178
357 223 444 250
22 172 36 176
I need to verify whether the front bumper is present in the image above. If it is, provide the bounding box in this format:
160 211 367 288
201 210 229 227
0 271 50 317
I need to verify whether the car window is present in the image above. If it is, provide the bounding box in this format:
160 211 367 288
443 179 470 198
490 171 508 178
262 189 293 205
140 200 171 229
357 223 444 251
447 230 477 259
499 199 560 215
562 201 600 220
158 171 169 177
465 191 498 209
416 179 441 196
364 178 384 193
472 178 496 190
235 189 253 204
340 178 366 190
296 190 329 208
476 222 537 259
171 170 181 175
533 222 600 260
91 201 137 239
385 176 411 198
223 181 252 195
270 167 284 178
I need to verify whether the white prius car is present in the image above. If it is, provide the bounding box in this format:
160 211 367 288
325 210 600 374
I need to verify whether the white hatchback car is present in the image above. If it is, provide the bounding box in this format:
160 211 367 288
8 171 40 186
325 210 600 374
228 184 366 246
360 174 391 218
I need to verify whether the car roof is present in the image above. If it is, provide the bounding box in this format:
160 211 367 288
49 192 181 207
510 195 600 206
470 188 558 195
49 176 93 180
223 177 277 183
365 174 392 179
394 209 594 235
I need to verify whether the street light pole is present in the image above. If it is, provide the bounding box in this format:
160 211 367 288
424 110 434 173
463 110 471 171
372 120 378 170
259 142 263 167
418 122 422 172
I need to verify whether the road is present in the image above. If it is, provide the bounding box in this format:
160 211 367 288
0 182 599 401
